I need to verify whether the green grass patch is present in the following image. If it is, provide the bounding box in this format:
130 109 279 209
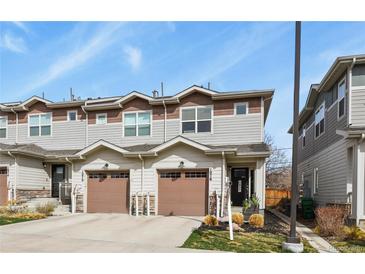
0 216 34 226
182 229 317 253
329 239 365 253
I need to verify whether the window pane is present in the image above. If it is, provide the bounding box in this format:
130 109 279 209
30 126 39 136
315 105 324 124
29 115 39 126
197 107 211 120
138 112 150 124
40 113 51 125
69 112 77 121
197 120 211 132
124 113 136 125
124 125 136 136
339 99 345 117
182 121 195 133
182 109 195 121
0 117 6 128
236 104 247 115
41 125 51 136
97 115 107 124
0 128 6 138
338 81 346 99
138 125 150 136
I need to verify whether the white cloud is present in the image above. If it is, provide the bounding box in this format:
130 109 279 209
22 22 125 94
0 32 27 53
12 22 31 34
123 45 142 71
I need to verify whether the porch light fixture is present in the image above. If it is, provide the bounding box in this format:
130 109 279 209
103 163 109 169
42 162 47 168
178 161 185 168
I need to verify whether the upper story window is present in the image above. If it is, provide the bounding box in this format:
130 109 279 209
124 111 151 137
234 102 248 115
302 126 306 148
29 113 52 136
0 116 7 138
67 110 78 121
315 103 325 138
181 106 212 134
338 78 346 119
96 113 107 125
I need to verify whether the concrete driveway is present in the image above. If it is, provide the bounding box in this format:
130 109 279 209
0 214 205 252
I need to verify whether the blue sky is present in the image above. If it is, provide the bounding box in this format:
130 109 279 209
1 21 365 155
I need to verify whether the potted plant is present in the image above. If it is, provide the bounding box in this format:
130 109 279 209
250 194 260 213
242 198 251 219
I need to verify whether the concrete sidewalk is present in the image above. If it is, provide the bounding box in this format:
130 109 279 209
0 213 211 253
269 209 338 253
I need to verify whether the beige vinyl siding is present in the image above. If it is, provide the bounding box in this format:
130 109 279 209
297 138 350 205
351 88 365 127
16 155 50 190
17 121 86 150
0 124 16 144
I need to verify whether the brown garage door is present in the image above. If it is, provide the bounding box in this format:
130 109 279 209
87 171 129 213
158 170 208 216
0 167 8 206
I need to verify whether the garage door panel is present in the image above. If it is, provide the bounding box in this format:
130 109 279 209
87 173 129 213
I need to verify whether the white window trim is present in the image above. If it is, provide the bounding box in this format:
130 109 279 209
96 113 107 125
0 116 8 139
180 105 213 134
234 102 249 116
313 167 319 194
67 110 78 121
123 110 152 137
28 112 52 137
337 77 346 121
314 102 325 140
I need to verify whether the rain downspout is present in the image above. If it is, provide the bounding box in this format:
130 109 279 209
162 99 167 142
65 157 75 213
7 152 17 200
10 108 18 143
138 154 144 216
81 106 88 147
220 151 226 217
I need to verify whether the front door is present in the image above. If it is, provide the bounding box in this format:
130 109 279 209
231 168 249 206
52 165 65 198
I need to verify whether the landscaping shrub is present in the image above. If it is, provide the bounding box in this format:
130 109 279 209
10 212 46 220
232 213 244 226
250 195 260 213
203 215 218 226
36 202 56 216
315 206 347 237
342 226 365 241
0 205 28 215
249 214 264 228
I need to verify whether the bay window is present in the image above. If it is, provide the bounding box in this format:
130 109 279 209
124 111 151 137
29 113 52 136
181 106 212 133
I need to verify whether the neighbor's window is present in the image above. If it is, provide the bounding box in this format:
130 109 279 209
29 113 51 136
68 110 77 121
96 113 107 125
0 116 7 138
315 103 325 138
313 168 319 194
124 111 151 137
181 106 212 133
338 78 346 119
235 102 248 115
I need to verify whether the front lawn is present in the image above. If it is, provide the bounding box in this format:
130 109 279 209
0 215 36 226
182 212 317 253
328 239 365 253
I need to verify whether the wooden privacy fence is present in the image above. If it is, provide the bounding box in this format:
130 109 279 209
265 188 291 207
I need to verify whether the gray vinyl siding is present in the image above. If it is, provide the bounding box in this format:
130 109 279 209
16 155 50 190
298 138 350 205
17 121 87 150
0 124 16 144
352 64 365 87
351 88 365 127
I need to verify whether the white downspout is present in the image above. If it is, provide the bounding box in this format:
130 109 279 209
7 152 17 200
348 57 356 126
10 108 18 143
81 106 88 147
65 157 75 213
162 99 167 142
220 151 226 217
138 154 144 215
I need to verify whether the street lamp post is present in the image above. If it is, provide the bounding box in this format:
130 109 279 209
282 21 304 253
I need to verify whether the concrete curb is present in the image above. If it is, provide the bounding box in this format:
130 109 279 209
268 209 339 253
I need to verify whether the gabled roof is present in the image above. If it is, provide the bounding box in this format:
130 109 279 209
75 140 129 156
150 136 213 153
115 91 152 105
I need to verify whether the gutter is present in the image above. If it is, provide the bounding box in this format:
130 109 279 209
7 152 17 200
348 57 357 126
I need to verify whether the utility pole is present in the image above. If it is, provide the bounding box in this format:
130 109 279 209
283 21 303 252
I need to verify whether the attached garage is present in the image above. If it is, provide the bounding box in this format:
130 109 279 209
87 171 129 213
0 167 8 206
158 169 208 216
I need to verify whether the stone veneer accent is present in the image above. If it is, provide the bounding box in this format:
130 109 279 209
76 194 84 213
16 189 51 203
131 193 156 216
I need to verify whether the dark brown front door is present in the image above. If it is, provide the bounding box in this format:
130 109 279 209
87 171 129 213
0 167 8 206
52 165 65 198
231 168 249 206
158 170 208 216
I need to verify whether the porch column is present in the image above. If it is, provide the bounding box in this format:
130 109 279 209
355 142 365 224
255 159 266 210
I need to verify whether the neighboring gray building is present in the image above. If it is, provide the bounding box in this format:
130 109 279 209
290 54 365 226
0 85 273 216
